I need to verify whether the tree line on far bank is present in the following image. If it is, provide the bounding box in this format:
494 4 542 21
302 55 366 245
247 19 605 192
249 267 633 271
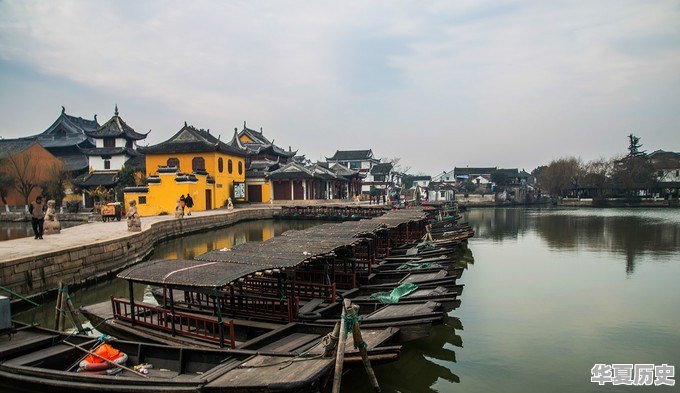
533 134 660 199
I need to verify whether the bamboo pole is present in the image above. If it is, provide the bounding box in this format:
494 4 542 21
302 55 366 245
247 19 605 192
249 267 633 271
331 299 350 393
62 340 149 378
349 303 381 392
53 282 63 330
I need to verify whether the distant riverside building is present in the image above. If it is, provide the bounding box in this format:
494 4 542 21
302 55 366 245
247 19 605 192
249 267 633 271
326 150 379 173
649 150 680 197
73 106 148 206
124 123 246 216
227 122 297 202
364 162 394 195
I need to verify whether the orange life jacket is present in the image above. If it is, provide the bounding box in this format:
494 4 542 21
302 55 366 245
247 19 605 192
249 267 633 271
85 344 121 364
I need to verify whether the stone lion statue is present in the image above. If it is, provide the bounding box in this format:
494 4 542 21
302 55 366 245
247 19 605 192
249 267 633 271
43 200 61 234
127 199 142 232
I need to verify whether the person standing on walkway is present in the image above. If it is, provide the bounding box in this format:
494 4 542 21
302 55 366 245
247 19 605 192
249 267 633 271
29 195 46 239
179 194 186 214
185 194 194 216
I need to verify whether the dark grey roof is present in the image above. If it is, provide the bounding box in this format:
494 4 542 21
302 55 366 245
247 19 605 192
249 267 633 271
329 163 362 178
0 139 38 158
80 147 142 157
453 167 497 176
139 123 246 157
229 123 297 158
411 175 431 181
86 106 148 140
371 162 393 175
27 107 99 148
239 121 272 145
73 171 118 187
496 168 519 177
326 149 374 161
268 162 315 180
59 153 89 172
649 150 680 168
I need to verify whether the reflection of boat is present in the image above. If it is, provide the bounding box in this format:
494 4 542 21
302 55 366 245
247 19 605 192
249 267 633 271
343 315 464 393
0 324 334 393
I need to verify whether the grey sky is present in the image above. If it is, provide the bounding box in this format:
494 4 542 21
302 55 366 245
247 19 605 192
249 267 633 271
1 0 679 174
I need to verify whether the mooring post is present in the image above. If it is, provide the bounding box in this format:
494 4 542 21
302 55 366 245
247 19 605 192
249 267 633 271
323 321 341 358
64 285 86 334
53 281 63 330
331 299 350 393
349 303 381 392
128 280 136 326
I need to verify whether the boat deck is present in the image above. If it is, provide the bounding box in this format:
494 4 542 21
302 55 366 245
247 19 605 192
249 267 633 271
365 301 440 321
0 329 61 359
205 355 333 390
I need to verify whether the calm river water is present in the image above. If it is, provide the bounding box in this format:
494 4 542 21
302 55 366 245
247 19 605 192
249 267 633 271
346 207 680 393
14 209 680 392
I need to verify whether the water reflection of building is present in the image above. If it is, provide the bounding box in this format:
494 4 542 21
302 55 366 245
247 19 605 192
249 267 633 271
533 213 680 274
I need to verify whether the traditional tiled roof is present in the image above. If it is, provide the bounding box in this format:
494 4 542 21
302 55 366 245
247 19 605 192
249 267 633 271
229 122 297 158
411 175 432 181
326 149 374 161
139 123 246 157
371 162 393 175
79 147 142 157
649 150 680 169
453 167 497 177
86 106 148 140
23 106 99 148
73 171 119 187
496 168 519 177
59 154 89 172
268 162 315 180
329 163 362 178
0 139 38 158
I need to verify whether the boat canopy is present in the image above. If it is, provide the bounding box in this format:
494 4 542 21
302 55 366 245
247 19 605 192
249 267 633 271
117 208 427 289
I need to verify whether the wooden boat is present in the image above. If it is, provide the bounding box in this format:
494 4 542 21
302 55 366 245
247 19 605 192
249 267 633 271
79 300 403 362
342 284 464 312
0 324 333 393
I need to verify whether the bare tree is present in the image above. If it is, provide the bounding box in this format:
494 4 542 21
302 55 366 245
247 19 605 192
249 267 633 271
537 157 582 197
0 171 12 205
0 147 40 205
581 158 613 196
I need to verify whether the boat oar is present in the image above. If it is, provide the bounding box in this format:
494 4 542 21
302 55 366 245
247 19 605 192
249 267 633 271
62 340 149 378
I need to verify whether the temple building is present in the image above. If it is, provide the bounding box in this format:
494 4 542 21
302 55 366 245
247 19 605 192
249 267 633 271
225 122 298 202
15 106 100 173
73 106 147 206
124 122 247 216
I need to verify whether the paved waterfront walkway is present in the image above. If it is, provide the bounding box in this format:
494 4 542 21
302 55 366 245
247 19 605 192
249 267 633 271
0 206 276 263
0 201 378 264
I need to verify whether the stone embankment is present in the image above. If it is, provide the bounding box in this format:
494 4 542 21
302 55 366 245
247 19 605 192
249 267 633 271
0 207 277 299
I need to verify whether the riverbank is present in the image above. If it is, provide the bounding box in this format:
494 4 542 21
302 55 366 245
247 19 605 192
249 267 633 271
559 197 678 207
0 206 278 300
